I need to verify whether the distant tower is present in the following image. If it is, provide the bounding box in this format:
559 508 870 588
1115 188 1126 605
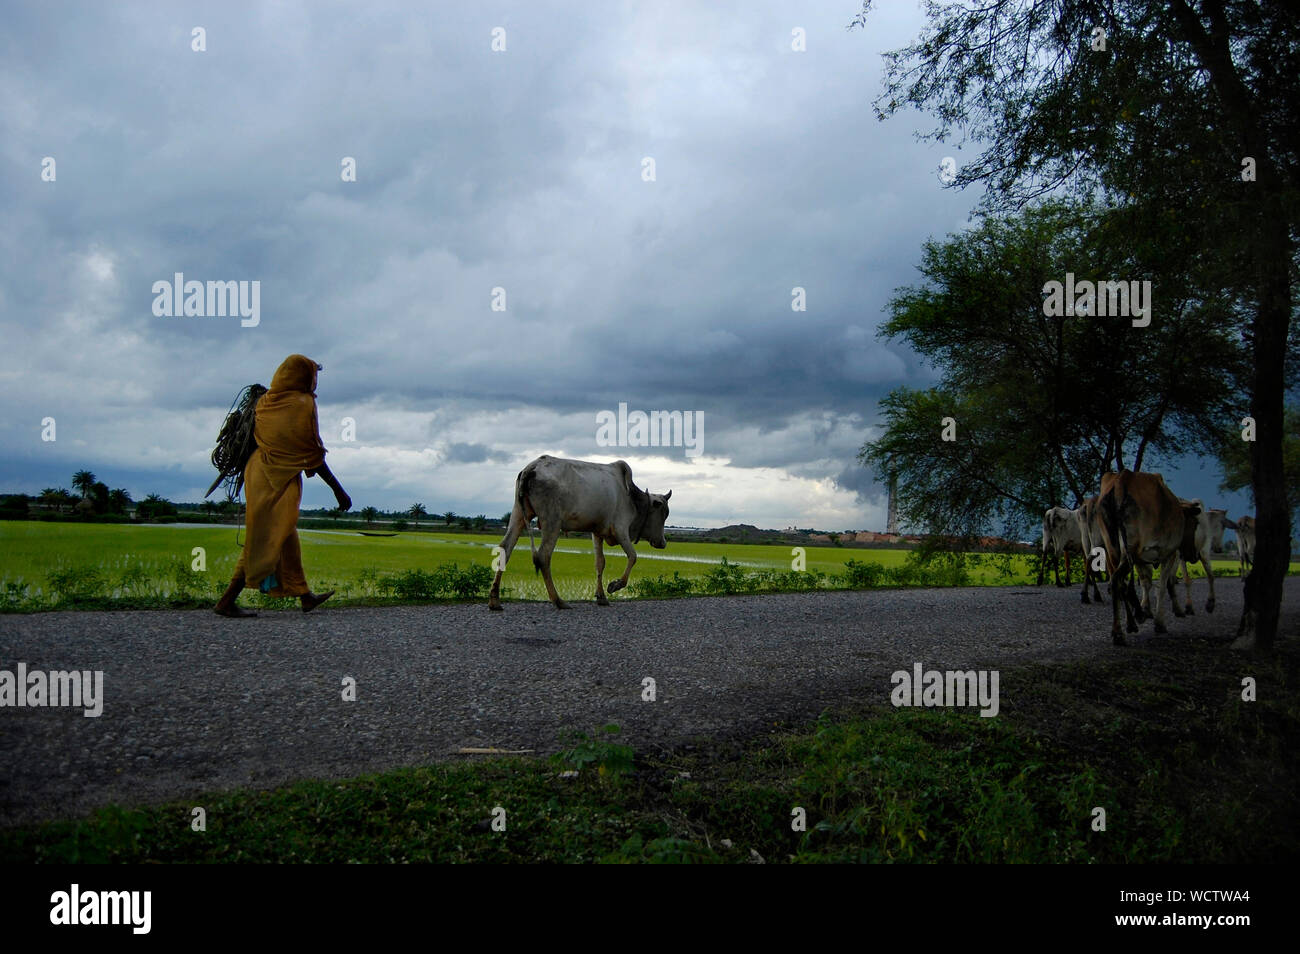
887 473 899 535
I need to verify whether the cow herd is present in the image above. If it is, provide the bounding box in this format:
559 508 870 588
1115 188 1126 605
1039 470 1258 645
485 457 1257 647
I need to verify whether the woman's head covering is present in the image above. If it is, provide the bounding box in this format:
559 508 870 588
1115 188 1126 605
269 354 322 395
251 355 327 492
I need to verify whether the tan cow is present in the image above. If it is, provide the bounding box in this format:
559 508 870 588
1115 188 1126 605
1097 470 1201 645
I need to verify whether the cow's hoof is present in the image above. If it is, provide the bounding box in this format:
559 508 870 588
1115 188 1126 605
1206 599 1215 614
607 580 626 593
596 596 610 606
1113 632 1126 646
1081 594 1091 605
1153 621 1168 634
552 600 570 610
488 603 503 612
1127 620 1139 634
1184 604 1194 616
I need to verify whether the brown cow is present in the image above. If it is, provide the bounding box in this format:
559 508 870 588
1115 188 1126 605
1097 470 1201 645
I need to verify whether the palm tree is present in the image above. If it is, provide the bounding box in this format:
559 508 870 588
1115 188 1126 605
443 510 457 527
472 514 487 531
409 503 427 529
109 488 132 514
39 488 64 512
71 471 96 498
360 506 379 527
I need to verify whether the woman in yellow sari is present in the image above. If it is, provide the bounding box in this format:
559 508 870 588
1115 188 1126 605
214 354 351 617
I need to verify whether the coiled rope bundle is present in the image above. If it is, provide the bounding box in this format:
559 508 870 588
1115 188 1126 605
205 384 267 501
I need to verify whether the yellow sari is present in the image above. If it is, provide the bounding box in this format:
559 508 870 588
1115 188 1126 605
231 355 326 597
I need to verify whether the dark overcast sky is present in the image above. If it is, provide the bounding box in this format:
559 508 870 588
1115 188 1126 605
0 1 1253 531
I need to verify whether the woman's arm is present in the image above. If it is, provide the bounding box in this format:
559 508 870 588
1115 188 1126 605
308 460 351 511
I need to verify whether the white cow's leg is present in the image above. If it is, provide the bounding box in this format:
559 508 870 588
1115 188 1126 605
536 525 568 609
1202 551 1216 613
488 506 527 611
1179 557 1194 615
593 535 610 606
606 532 638 593
1152 558 1177 632
1138 564 1156 623
1167 561 1187 618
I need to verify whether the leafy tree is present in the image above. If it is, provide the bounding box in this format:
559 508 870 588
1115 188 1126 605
108 488 133 515
855 0 1299 650
71 471 96 498
863 201 1239 540
136 493 177 519
1216 406 1300 527
409 503 427 529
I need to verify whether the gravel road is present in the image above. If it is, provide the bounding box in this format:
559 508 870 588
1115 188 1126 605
2 578 1294 826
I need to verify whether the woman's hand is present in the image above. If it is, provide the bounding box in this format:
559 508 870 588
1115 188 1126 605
335 490 352 512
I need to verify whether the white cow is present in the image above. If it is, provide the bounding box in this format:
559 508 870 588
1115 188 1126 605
1177 503 1230 614
1074 496 1105 604
1037 506 1083 588
1236 515 1257 577
488 455 671 610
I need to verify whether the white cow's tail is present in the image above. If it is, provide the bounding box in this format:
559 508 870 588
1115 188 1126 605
517 464 541 574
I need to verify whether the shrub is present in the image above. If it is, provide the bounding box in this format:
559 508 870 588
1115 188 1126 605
841 558 885 588
631 572 696 598
699 557 756 595
46 566 105 604
378 563 493 601
552 724 634 779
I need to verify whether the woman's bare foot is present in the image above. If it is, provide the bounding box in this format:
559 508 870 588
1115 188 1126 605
214 575 257 617
301 590 335 613
214 602 258 618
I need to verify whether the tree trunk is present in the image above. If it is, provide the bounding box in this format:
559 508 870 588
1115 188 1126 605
1233 204 1293 653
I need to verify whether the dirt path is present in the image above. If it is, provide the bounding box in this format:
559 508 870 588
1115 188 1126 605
1 578 1293 825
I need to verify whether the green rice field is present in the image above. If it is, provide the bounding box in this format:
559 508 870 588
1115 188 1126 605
0 520 1273 611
